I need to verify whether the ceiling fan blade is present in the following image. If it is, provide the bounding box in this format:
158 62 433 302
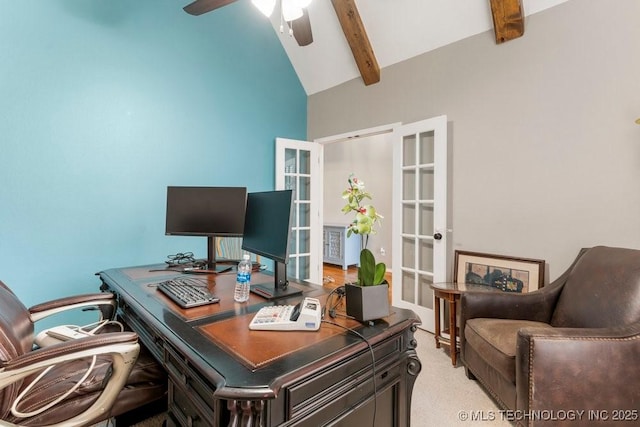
183 0 239 16
291 9 313 46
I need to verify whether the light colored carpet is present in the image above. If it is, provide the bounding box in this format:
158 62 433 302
118 329 512 426
411 329 511 426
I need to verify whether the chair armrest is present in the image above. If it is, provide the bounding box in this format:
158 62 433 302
2 331 138 371
28 293 116 322
0 332 139 427
515 323 640 415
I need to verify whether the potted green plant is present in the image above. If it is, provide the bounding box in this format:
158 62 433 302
341 174 390 322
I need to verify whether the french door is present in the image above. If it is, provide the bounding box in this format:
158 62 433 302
392 116 448 332
275 138 323 285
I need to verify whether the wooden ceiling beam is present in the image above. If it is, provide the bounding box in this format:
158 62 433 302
331 0 380 86
489 0 525 44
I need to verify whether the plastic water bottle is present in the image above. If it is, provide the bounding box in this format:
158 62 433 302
234 254 252 302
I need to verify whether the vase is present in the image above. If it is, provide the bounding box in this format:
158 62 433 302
345 282 390 322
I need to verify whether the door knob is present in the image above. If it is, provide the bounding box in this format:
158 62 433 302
433 233 443 240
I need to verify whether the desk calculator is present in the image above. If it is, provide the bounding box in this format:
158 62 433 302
249 297 322 331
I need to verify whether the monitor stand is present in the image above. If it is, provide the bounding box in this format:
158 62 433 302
251 282 302 300
250 261 302 300
187 236 233 274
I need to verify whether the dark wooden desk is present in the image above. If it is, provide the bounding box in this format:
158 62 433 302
98 265 421 427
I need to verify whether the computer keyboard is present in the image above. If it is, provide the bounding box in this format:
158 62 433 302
157 278 220 308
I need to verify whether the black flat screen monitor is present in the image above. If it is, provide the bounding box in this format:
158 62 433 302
165 186 247 273
242 190 301 300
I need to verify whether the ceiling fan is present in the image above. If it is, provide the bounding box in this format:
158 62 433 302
183 0 314 46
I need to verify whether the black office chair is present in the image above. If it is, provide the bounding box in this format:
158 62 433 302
0 280 166 426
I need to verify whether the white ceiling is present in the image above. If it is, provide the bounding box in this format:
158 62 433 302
268 0 570 95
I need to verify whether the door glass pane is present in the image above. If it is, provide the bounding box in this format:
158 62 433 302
299 176 311 201
299 230 310 253
418 239 434 272
299 150 310 174
403 135 416 166
402 203 415 234
402 170 416 200
402 237 415 268
289 230 297 253
419 131 435 164
298 255 310 278
298 202 310 227
287 257 297 278
419 169 434 200
291 202 298 228
418 274 434 309
285 176 296 192
285 148 297 173
419 205 434 236
402 270 416 303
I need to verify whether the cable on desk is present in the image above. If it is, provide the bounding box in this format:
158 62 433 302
321 319 378 427
164 252 209 269
165 252 197 266
321 286 346 320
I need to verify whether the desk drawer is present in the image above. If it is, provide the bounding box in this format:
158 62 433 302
164 341 218 426
289 362 402 426
169 379 215 427
281 335 402 425
288 336 401 410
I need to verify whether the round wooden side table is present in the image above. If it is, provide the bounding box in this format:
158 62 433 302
429 282 503 366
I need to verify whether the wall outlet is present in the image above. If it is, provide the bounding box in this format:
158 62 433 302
380 247 386 256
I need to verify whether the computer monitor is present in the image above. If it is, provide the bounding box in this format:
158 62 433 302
242 189 302 300
165 186 247 272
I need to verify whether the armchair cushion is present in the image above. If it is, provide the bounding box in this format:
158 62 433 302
465 318 551 384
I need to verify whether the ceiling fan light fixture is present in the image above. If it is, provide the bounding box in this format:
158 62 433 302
282 0 303 21
252 0 276 17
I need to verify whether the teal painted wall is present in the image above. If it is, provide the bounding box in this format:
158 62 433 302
0 0 306 309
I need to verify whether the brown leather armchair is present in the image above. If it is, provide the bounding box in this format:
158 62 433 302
460 246 640 426
0 280 166 426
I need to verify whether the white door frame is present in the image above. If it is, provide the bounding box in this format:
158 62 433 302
316 117 449 333
314 123 401 279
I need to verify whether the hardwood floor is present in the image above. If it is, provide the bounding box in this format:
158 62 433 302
322 263 359 288
322 263 392 294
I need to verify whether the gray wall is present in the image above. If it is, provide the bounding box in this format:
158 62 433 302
308 0 640 281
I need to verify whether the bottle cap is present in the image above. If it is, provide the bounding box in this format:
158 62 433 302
243 254 250 260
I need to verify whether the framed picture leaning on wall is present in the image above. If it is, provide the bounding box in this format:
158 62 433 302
453 250 545 293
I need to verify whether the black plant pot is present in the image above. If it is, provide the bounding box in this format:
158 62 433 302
345 282 390 322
